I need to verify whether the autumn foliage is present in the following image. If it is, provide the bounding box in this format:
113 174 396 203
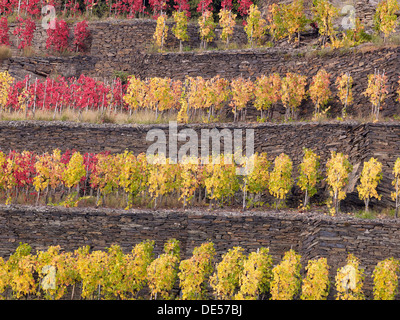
0 17 10 46
373 0 399 42
46 18 70 52
309 68 331 118
13 16 36 50
73 20 90 52
363 70 388 121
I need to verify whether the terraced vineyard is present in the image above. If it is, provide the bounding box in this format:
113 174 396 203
2 0 400 305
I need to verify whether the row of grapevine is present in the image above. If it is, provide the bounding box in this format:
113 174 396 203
0 240 398 300
0 72 125 117
123 69 392 122
0 148 397 216
0 0 145 18
154 0 399 51
1 0 397 51
0 69 394 122
267 0 399 47
0 0 252 19
0 16 90 52
154 4 264 51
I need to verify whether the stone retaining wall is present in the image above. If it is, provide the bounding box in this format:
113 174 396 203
0 205 399 299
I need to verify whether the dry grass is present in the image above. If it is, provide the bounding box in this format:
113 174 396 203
0 108 207 125
355 34 400 54
0 45 12 61
21 46 36 57
0 107 390 126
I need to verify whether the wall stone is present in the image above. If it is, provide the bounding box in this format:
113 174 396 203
0 55 98 81
1 205 400 299
89 19 248 53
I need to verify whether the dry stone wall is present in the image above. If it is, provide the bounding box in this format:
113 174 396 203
0 55 98 81
0 205 400 299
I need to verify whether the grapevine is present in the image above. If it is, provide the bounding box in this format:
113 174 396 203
268 153 293 210
392 158 400 218
297 148 320 209
309 68 331 118
373 0 399 42
363 70 388 121
300 257 330 300
236 248 273 300
335 72 353 119
270 249 302 300
147 239 180 300
372 257 400 300
198 10 216 49
172 10 189 52
357 157 383 212
178 242 216 300
153 14 169 52
280 72 307 121
325 151 353 215
218 9 237 48
335 253 365 300
244 4 266 47
210 246 245 300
